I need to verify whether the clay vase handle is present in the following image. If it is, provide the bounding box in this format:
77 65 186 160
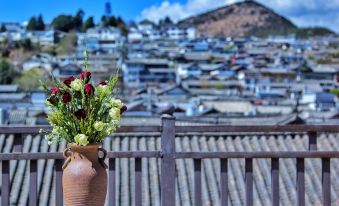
62 148 72 170
98 148 108 169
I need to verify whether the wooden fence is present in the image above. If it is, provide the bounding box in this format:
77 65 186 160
0 114 339 206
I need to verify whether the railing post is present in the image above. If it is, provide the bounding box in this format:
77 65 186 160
308 131 317 151
13 134 23 153
160 114 176 206
108 158 116 206
55 159 63 206
1 160 10 206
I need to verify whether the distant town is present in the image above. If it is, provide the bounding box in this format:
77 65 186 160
0 2 338 126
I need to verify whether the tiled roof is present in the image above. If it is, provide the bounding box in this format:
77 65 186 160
0 133 338 205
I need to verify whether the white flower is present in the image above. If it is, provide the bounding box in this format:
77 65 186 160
109 108 120 119
94 121 105 131
44 135 50 141
75 134 89 146
109 99 123 108
97 85 111 97
70 79 82 91
52 126 61 134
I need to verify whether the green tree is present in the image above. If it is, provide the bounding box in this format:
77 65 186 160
27 16 37 31
0 24 6 32
82 17 95 32
0 60 16 84
21 39 33 50
159 16 173 27
73 9 85 31
15 68 44 91
36 14 45 30
2 37 8 45
116 16 124 25
101 16 108 27
52 15 75 32
108 16 117 27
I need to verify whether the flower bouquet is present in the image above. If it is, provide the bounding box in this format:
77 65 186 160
40 53 126 205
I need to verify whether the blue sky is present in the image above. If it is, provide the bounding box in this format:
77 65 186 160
0 0 338 32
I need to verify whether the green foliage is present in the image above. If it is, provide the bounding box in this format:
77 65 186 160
2 37 8 45
296 27 335 39
102 14 124 29
0 24 6 32
73 9 85 31
330 52 339 58
215 82 224 90
55 33 77 55
101 16 108 27
307 54 315 61
20 39 33 51
40 52 124 145
0 59 17 84
51 10 86 32
15 68 44 91
159 16 173 26
36 15 45 30
27 15 45 31
108 16 117 27
27 16 37 31
330 88 339 97
82 17 95 32
52 15 75 32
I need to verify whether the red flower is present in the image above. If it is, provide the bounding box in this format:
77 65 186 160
84 84 95 96
74 109 86 120
50 87 58 94
80 71 91 83
120 104 127 114
98 81 107 86
64 76 75 87
62 92 72 104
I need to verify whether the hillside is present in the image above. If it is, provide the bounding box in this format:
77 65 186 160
178 0 298 37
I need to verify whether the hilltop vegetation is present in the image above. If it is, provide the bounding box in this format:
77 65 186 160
296 27 336 39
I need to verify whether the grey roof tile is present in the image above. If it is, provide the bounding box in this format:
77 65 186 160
1 133 339 205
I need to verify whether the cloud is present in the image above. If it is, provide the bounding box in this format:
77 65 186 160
139 0 238 22
139 0 339 32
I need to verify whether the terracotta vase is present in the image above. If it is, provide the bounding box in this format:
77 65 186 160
62 144 107 206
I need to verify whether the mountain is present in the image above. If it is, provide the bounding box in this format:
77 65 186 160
178 0 298 37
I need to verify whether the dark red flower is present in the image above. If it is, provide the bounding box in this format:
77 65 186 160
74 109 86 120
98 81 107 86
47 96 58 105
80 71 91 83
63 76 75 87
62 92 72 104
50 87 58 94
84 84 95 96
120 104 127 114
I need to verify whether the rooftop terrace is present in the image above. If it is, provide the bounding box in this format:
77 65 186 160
0 116 338 206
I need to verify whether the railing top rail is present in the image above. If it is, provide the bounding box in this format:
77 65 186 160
0 125 161 134
175 125 339 133
0 151 161 160
0 125 339 134
0 151 338 160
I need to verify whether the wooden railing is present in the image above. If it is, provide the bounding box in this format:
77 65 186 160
0 114 339 206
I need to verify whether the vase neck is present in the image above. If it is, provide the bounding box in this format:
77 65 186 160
69 144 100 161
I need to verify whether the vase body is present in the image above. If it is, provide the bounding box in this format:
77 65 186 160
63 144 107 206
